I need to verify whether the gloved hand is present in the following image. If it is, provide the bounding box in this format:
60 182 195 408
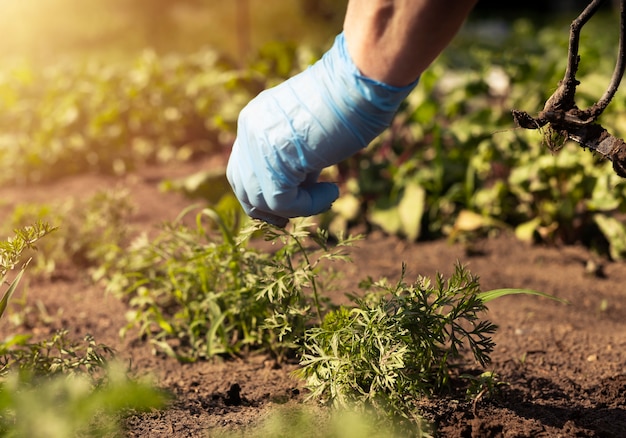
227 32 418 227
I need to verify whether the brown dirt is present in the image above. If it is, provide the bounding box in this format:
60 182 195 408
1 159 625 437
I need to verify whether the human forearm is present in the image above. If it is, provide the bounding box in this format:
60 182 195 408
343 0 477 86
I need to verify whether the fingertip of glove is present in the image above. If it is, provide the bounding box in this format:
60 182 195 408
306 182 340 214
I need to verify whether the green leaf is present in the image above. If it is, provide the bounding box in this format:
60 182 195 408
398 182 426 242
454 210 508 232
368 205 402 236
478 288 568 304
164 169 230 204
514 218 542 243
0 333 32 350
0 267 26 320
593 214 626 260
368 183 426 241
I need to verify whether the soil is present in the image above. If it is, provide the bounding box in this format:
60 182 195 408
1 158 625 438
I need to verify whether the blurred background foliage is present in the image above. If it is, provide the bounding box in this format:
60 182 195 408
2 0 626 258
0 0 346 63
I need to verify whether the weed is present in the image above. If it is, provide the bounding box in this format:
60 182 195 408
105 209 357 362
0 362 168 438
460 370 508 415
0 330 114 379
298 263 499 426
0 222 56 319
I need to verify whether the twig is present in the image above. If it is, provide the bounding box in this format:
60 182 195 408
556 0 608 113
581 0 626 121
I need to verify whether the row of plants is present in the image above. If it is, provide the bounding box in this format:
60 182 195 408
5 16 625 256
0 18 620 246
0 42 309 185
97 201 560 435
1 182 566 435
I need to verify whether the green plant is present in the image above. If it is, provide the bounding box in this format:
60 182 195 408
0 222 56 319
3 188 135 277
299 264 494 408
106 208 356 362
0 362 168 438
297 263 562 427
461 370 508 415
508 144 626 258
0 330 114 379
0 223 168 438
0 222 116 379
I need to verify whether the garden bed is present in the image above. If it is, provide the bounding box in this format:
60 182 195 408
1 158 624 437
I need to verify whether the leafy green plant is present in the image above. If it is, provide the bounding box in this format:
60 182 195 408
461 370 508 415
0 222 56 319
0 223 168 438
0 362 168 438
508 144 626 258
299 264 494 408
0 330 113 379
3 188 135 276
0 223 115 380
105 208 356 362
297 263 562 427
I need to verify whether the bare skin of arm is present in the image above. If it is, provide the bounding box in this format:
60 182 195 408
343 0 478 86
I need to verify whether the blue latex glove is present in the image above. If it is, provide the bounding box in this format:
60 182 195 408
227 33 418 226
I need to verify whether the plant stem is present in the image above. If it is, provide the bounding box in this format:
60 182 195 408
291 232 323 324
